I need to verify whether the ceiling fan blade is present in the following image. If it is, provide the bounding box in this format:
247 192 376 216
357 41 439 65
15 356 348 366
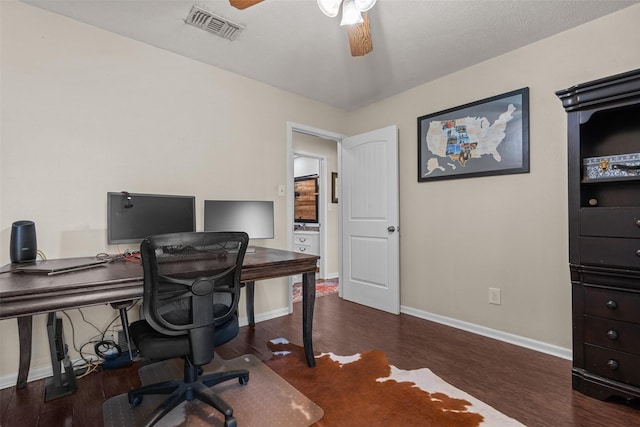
347 12 373 57
229 0 265 10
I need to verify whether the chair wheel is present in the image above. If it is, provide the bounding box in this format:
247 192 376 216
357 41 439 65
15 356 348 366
224 415 237 427
128 393 143 406
239 374 249 385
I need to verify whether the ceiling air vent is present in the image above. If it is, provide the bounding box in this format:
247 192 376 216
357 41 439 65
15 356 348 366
185 5 244 41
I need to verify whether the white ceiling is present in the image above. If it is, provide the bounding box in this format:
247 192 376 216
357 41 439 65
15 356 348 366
21 0 639 111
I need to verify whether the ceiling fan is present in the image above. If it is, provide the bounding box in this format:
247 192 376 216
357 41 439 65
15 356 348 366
229 0 374 56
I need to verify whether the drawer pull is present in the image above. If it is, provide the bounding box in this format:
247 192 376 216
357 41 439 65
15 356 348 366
636 219 640 228
606 330 619 340
299 247 307 252
637 249 640 258
607 359 619 371
300 238 306 243
606 300 618 310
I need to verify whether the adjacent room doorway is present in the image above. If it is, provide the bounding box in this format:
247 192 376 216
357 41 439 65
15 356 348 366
291 133 339 298
286 123 400 315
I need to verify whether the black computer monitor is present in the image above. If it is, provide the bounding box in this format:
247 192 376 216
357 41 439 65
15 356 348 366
107 192 196 245
203 200 274 240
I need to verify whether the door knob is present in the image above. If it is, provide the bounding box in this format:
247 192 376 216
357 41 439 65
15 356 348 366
387 226 396 233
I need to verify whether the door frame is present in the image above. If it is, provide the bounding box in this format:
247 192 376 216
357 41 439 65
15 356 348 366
286 122 345 313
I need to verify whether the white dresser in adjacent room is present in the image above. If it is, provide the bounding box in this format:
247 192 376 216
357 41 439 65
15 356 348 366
293 229 320 281
293 230 319 256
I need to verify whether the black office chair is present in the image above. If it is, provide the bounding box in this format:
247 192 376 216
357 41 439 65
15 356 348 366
127 232 250 427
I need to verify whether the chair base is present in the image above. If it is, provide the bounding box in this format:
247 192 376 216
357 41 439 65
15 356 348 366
128 363 249 427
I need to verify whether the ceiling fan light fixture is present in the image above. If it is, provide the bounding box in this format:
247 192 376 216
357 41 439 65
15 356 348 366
354 0 376 12
340 0 364 26
317 0 341 17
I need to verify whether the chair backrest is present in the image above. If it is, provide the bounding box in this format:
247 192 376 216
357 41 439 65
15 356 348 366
140 231 249 365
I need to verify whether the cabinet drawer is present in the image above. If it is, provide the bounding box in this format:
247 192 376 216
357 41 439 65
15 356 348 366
584 286 640 323
583 315 640 354
293 232 319 256
294 245 313 254
581 207 640 238
294 236 314 244
584 344 640 386
580 237 640 269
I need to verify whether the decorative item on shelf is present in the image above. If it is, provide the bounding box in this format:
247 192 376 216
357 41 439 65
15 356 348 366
583 153 640 181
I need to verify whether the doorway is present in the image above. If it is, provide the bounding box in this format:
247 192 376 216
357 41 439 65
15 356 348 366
292 153 322 282
287 123 343 312
286 122 400 315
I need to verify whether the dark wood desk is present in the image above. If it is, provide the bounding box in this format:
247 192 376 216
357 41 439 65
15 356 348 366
0 247 319 388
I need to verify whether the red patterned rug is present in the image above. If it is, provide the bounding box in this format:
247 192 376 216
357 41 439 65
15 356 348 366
292 278 339 303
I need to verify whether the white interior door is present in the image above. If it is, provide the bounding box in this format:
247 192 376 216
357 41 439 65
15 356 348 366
341 125 399 314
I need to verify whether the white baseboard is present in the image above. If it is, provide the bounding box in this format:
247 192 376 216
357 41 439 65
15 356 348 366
400 305 572 361
1 309 291 390
1 363 52 390
0 355 101 390
239 307 289 327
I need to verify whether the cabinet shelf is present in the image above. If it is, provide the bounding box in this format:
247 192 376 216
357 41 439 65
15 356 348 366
582 175 640 184
580 178 640 208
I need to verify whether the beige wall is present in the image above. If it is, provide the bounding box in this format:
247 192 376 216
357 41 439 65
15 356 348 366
1 0 639 383
0 1 347 381
347 4 640 349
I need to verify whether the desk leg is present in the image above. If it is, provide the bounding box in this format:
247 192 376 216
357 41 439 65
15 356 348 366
302 271 316 367
245 281 255 327
17 316 33 388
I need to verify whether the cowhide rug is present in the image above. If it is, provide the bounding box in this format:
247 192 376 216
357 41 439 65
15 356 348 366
266 339 524 427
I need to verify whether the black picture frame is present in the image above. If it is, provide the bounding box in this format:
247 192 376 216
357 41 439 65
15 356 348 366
294 175 319 223
418 88 529 182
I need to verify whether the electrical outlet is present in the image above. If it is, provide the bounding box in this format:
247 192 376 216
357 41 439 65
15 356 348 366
489 287 502 305
278 184 285 196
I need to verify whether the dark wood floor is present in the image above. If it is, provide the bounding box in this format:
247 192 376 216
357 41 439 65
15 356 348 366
1 294 639 426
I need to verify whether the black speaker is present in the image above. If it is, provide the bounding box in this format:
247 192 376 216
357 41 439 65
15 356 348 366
10 220 37 263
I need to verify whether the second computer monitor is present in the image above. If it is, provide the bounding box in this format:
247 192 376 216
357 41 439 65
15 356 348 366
203 200 274 240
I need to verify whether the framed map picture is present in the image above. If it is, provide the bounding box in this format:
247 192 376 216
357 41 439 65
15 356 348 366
418 88 529 182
